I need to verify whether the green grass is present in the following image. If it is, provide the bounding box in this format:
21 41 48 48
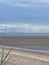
0 48 12 65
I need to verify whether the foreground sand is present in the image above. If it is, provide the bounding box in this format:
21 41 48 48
0 48 49 65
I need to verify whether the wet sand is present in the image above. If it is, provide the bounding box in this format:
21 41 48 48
0 48 49 65
0 36 49 47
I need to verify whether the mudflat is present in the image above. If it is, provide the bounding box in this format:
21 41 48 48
0 36 49 47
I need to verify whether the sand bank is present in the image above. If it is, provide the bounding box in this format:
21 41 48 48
0 48 49 65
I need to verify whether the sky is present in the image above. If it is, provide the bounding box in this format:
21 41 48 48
0 0 49 34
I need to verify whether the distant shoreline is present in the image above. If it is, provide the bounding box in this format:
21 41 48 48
0 33 49 37
0 34 49 37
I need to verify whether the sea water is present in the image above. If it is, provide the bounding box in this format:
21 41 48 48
0 45 49 54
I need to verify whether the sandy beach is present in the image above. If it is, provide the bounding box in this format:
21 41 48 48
0 36 49 65
0 48 49 65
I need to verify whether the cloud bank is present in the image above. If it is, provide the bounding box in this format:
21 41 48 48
0 23 49 33
0 0 49 6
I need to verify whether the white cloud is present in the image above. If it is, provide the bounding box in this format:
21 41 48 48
0 23 49 33
0 0 49 7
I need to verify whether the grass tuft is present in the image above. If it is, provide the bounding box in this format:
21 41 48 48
0 47 12 65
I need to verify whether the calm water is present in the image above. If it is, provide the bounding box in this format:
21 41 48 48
0 45 49 53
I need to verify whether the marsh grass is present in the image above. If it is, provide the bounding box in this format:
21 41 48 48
0 48 12 65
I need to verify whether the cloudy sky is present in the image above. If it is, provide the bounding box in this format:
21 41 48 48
0 0 49 34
